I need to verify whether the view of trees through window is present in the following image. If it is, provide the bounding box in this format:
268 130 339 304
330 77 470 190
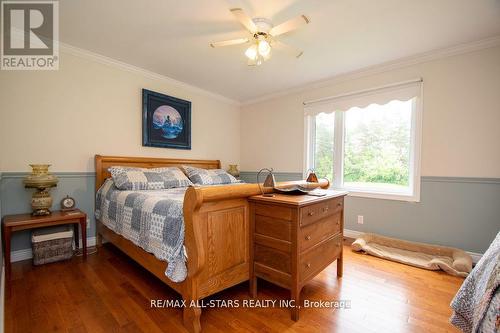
314 100 413 190
314 113 334 181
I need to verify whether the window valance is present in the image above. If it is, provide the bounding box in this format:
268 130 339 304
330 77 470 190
304 79 422 116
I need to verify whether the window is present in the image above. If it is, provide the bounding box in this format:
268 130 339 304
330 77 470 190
304 80 422 201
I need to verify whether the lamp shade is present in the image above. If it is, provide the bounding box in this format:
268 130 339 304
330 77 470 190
257 168 276 197
306 169 319 183
263 172 276 188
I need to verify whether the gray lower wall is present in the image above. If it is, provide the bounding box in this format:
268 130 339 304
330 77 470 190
240 172 500 254
0 171 498 254
0 172 96 251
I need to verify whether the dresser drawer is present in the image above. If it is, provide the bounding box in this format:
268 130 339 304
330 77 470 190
254 244 291 274
300 197 343 227
255 215 291 241
299 234 342 282
255 203 292 221
299 213 341 252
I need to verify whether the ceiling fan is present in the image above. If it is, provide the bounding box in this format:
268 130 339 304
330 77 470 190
210 8 310 66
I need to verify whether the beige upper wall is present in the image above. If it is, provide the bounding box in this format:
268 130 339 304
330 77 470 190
0 50 240 172
1 45 499 177
241 46 500 177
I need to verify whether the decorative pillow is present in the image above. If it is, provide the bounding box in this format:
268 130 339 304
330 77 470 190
108 166 193 190
183 166 241 185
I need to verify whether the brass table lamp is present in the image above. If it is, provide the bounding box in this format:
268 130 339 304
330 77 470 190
23 164 58 216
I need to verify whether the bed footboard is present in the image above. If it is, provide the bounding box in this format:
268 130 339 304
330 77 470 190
183 186 254 299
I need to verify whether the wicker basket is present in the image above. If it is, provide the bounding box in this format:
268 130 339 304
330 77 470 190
32 226 73 265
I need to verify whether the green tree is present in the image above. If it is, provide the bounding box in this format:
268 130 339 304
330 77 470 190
314 101 411 187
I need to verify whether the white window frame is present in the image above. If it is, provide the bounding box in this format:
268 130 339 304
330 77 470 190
304 80 423 202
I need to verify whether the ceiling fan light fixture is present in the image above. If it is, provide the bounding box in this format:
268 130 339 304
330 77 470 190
212 8 307 66
262 50 272 61
245 44 258 60
257 39 271 57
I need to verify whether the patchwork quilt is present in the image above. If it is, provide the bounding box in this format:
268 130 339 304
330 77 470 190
95 179 188 282
450 231 500 332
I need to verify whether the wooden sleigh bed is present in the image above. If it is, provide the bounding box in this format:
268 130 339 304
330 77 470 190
95 155 328 333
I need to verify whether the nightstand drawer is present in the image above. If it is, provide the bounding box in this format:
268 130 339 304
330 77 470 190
299 213 341 252
299 234 342 282
255 203 293 221
254 244 291 274
255 215 291 241
300 197 343 227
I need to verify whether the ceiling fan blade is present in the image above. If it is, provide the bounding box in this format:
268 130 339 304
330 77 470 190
269 15 309 37
272 40 304 58
210 38 249 48
230 8 258 33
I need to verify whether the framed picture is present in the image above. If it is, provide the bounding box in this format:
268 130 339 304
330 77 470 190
142 89 191 150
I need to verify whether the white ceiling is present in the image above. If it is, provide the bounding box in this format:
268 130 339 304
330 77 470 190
60 0 500 103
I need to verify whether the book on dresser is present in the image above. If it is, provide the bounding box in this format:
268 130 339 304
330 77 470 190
248 190 348 321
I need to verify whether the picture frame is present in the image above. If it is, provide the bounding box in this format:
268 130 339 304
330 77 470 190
142 89 191 150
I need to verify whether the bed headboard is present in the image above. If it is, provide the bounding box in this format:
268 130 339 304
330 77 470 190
95 155 221 191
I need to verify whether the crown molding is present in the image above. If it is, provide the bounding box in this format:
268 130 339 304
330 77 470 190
57 35 500 107
59 42 241 107
242 35 500 106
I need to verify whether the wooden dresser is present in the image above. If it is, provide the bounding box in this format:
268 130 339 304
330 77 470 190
248 191 348 320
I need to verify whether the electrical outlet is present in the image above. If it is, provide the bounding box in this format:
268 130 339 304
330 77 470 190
357 215 364 224
87 218 91 229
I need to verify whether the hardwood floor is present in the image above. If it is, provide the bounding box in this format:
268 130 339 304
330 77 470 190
5 243 464 333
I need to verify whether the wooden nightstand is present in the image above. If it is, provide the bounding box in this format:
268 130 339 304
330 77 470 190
2 209 87 278
248 191 347 321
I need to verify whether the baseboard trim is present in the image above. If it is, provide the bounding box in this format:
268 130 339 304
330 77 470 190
11 232 484 264
10 249 32 263
344 229 364 239
467 252 483 264
10 236 97 262
344 228 483 264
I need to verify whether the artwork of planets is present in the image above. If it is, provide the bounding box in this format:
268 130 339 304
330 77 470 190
152 105 183 139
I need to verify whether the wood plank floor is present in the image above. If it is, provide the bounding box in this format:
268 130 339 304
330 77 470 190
5 243 464 333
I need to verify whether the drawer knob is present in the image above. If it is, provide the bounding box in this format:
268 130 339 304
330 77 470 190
308 212 314 216
337 203 342 207
306 263 311 268
305 235 311 240
336 221 340 225
323 207 329 212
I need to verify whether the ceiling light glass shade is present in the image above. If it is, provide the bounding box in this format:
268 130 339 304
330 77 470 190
262 49 272 61
245 44 258 60
258 40 271 57
245 41 272 66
